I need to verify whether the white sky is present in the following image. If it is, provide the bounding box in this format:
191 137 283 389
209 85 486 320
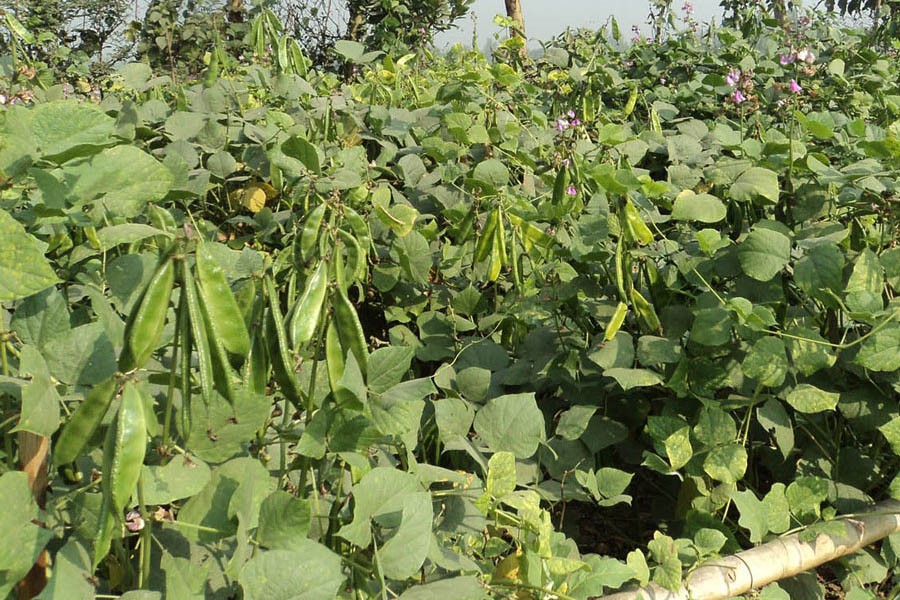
435 0 729 47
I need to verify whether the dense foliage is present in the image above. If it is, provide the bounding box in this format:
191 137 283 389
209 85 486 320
0 5 899 599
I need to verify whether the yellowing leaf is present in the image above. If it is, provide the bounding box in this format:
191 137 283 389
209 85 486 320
232 183 277 213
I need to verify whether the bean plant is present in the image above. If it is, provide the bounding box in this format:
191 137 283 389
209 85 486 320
0 5 898 599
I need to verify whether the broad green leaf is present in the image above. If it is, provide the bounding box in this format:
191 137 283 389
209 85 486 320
786 327 836 376
795 243 844 301
141 456 212 505
41 322 116 385
595 467 633 500
703 443 747 483
604 367 664 390
878 417 900 455
663 426 692 470
339 467 419 547
396 576 483 600
485 451 516 500
757 399 794 459
13 345 60 437
742 336 788 387
690 308 732 346
0 472 52 598
472 158 509 188
367 345 415 394
95 223 171 250
281 135 321 174
256 491 312 551
786 476 828 521
240 543 344 600
694 408 737 447
473 393 545 458
588 331 634 368
763 483 791 534
178 458 270 542
9 288 70 349
398 154 427 187
786 384 840 413
67 145 174 217
161 554 208 600
0 209 59 302
185 388 270 463
636 336 682 365
730 166 780 204
379 492 433 580
369 377 434 445
35 540 94 600
29 101 116 162
556 405 597 440
845 249 884 314
394 231 433 284
671 192 726 223
732 489 768 543
855 324 900 372
433 397 474 445
738 226 791 281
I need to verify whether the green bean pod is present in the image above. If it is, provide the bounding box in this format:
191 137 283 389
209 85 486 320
178 285 194 439
289 261 328 348
264 274 304 409
630 288 662 335
182 260 215 406
106 381 148 514
298 203 327 262
54 377 118 465
343 206 372 255
119 256 175 372
552 168 570 206
196 243 251 357
325 319 345 392
244 328 269 397
474 208 498 263
332 285 368 377
337 228 366 284
91 495 116 570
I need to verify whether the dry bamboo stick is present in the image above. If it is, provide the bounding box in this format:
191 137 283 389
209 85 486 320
597 499 900 600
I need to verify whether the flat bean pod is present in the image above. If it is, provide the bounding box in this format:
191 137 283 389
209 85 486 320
119 256 175 372
332 285 368 376
196 243 251 357
298 203 326 262
289 261 328 348
182 260 215 406
107 381 148 514
264 274 304 408
54 377 118 465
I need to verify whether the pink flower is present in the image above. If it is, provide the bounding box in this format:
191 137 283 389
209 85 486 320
796 48 815 64
732 90 746 104
726 69 741 86
566 110 576 118
571 118 581 126
789 79 802 94
556 118 570 132
780 53 795 65
682 2 695 14
566 185 578 196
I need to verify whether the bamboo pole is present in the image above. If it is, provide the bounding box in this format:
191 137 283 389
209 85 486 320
597 499 900 600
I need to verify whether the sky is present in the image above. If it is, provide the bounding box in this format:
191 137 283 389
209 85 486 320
434 0 730 48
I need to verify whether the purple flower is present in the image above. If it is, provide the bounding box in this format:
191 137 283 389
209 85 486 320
780 53 795 66
682 2 694 14
726 69 741 87
789 79 802 94
566 185 578 196
566 110 576 118
556 118 570 132
571 118 581 126
659 77 667 85
732 90 746 104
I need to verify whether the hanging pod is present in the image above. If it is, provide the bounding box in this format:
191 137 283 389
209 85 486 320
195 243 251 357
289 260 328 349
119 255 175 372
54 376 118 466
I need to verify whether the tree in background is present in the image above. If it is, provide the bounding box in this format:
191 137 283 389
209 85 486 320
503 0 525 40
